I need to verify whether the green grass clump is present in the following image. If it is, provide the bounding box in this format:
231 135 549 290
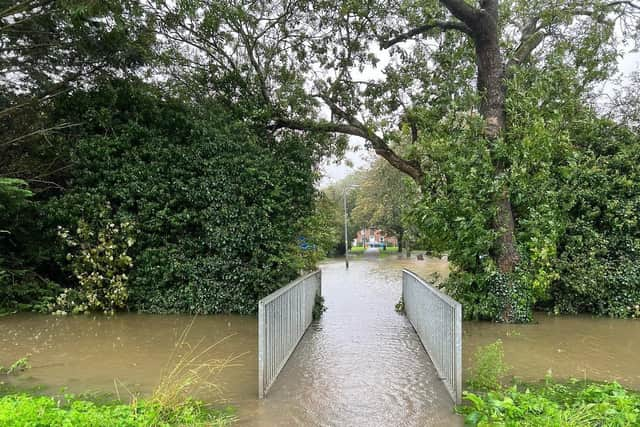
0 393 235 427
460 381 640 426
0 356 30 375
349 246 366 254
378 247 399 258
467 340 509 391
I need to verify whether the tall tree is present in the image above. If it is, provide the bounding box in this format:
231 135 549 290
152 0 639 321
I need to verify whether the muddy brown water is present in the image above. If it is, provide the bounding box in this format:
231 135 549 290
2 254 639 425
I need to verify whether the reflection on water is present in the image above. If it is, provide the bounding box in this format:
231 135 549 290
2 253 638 425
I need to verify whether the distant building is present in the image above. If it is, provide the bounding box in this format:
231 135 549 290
353 228 398 248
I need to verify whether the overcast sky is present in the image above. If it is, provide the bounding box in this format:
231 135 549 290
318 46 639 189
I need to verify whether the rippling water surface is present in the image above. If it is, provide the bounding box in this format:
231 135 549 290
248 256 459 426
5 253 639 425
1 254 458 426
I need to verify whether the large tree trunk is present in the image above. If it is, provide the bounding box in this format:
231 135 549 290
474 4 520 321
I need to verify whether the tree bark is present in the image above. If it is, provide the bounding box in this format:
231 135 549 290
472 1 520 321
475 35 519 266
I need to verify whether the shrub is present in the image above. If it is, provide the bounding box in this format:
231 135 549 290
460 382 640 426
312 294 327 320
448 270 533 322
0 179 58 313
52 218 135 315
46 79 316 314
0 270 61 314
394 297 404 314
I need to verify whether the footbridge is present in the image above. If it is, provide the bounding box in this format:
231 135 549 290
256 258 462 425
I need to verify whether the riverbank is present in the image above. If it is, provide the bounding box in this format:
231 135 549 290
460 338 640 426
460 380 640 426
0 385 235 426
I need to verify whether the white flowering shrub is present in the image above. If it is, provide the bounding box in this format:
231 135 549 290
53 220 134 315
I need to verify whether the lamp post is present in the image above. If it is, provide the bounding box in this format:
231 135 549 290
343 184 359 269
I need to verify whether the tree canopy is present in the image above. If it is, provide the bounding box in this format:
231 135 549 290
1 0 639 321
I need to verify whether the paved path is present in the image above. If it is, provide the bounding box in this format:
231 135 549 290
248 258 462 426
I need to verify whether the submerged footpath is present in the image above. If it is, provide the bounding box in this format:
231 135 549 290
247 257 462 426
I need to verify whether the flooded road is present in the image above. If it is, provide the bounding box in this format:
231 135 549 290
2 253 640 425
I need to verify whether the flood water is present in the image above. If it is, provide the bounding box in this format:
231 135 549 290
250 256 459 426
463 314 640 389
2 253 640 425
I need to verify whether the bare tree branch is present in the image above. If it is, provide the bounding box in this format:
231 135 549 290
270 116 424 182
0 123 82 148
380 21 472 48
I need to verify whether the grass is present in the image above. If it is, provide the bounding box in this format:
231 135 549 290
349 246 399 258
461 340 640 426
378 247 399 258
0 356 30 375
0 393 235 427
150 318 245 413
467 340 509 391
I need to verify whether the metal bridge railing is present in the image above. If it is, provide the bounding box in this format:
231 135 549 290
258 270 321 398
402 269 462 404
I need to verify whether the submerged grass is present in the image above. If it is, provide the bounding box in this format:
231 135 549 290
150 317 245 414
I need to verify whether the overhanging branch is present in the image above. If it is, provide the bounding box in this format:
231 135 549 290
270 117 424 182
380 21 472 48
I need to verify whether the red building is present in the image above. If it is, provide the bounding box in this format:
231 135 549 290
354 228 398 248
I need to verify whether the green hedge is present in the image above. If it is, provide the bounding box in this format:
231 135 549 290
43 80 316 314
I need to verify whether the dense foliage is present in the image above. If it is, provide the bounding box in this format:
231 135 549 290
146 0 639 322
463 340 640 426
461 382 640 426
44 80 316 314
0 393 234 427
0 178 61 313
53 219 135 315
409 64 640 321
1 79 319 315
351 159 418 251
2 0 640 322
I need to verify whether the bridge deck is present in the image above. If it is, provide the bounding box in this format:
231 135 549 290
247 256 462 426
